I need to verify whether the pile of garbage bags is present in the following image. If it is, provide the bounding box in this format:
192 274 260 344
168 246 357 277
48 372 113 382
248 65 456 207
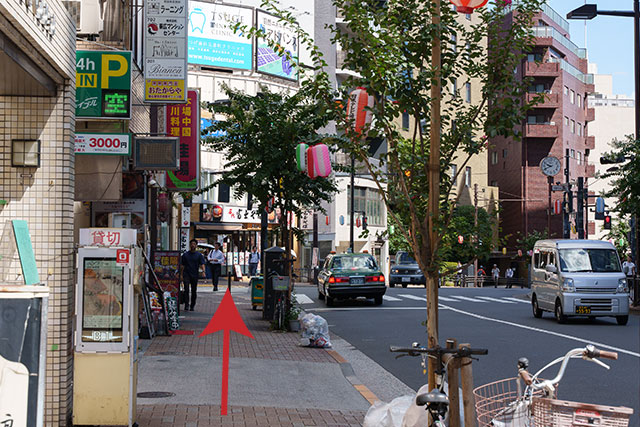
363 385 430 427
299 313 332 348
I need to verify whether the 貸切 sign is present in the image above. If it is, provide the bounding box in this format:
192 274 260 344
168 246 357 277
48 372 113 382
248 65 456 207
76 51 132 119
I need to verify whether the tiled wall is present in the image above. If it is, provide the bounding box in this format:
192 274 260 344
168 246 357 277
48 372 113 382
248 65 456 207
0 83 76 425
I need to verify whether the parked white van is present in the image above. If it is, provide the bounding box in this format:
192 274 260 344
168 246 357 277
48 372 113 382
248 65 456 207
530 239 629 325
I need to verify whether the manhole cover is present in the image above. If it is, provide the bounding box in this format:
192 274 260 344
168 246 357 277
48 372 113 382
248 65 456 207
137 391 175 398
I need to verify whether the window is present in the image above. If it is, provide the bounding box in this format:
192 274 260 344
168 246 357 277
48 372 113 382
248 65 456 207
452 78 457 97
450 164 458 181
529 83 545 93
570 120 575 133
201 171 216 202
564 86 569 96
218 183 230 203
570 89 575 104
577 151 582 165
491 152 498 165
465 82 471 103
570 149 575 158
465 167 471 187
527 53 542 62
564 116 569 126
577 123 582 136
451 34 457 53
346 186 384 226
402 111 409 130
465 13 471 20
577 94 581 107
502 149 508 158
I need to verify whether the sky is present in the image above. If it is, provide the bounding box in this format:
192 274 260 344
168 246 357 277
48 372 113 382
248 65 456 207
547 0 635 97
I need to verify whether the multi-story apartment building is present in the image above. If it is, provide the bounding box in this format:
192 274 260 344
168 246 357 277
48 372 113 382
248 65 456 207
587 64 634 239
489 4 594 248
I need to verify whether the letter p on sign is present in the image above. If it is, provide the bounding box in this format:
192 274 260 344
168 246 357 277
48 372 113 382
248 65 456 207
117 249 130 266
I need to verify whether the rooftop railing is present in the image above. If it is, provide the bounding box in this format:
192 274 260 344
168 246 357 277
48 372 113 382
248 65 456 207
532 26 586 59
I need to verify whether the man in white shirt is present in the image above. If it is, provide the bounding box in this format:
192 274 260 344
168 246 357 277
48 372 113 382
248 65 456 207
505 267 514 288
622 255 636 278
207 242 225 291
491 264 500 288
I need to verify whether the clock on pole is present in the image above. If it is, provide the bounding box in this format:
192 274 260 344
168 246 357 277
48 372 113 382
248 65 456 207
540 156 561 177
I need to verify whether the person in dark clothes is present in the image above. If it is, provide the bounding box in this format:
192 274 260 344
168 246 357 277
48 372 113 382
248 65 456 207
180 239 206 311
248 246 260 277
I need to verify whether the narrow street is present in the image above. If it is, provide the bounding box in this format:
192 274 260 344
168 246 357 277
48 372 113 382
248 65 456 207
295 284 640 425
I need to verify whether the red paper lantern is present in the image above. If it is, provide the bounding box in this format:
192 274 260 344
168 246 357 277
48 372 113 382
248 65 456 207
346 87 374 137
457 235 464 244
325 216 330 225
306 144 332 178
212 205 223 218
449 0 488 14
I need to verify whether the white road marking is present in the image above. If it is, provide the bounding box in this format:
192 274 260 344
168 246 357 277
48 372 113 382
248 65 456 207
399 294 427 301
438 296 459 302
310 306 449 312
383 295 402 301
477 296 515 304
503 297 530 304
294 294 314 304
452 295 487 303
439 303 640 358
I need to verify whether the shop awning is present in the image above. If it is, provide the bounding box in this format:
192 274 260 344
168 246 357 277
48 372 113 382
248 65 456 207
194 222 243 231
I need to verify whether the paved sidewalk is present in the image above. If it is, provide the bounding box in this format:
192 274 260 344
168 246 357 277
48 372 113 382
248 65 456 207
135 282 381 426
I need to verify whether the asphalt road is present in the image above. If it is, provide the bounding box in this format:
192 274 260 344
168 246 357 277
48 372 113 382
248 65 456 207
295 284 640 426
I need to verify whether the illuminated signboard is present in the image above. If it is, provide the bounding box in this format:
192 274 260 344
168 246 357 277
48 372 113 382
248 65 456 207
76 51 132 119
255 9 299 81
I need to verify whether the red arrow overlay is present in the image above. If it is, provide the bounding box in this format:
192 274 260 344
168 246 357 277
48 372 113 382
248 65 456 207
199 289 254 415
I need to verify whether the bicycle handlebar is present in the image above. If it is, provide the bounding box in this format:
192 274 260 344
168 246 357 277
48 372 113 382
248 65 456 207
591 348 618 360
390 345 488 358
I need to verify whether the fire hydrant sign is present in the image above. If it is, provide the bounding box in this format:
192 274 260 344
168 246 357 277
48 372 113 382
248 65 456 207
75 133 131 155
144 0 188 102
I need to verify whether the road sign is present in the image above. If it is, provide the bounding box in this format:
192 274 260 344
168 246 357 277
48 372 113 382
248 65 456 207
551 184 566 192
553 200 562 215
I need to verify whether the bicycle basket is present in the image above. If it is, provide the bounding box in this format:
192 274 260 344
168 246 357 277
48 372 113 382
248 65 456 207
531 397 633 427
474 378 555 427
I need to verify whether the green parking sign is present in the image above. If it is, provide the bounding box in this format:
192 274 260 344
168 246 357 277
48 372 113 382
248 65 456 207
76 51 132 119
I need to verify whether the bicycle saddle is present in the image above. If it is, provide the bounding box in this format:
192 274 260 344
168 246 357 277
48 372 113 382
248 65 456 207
416 390 449 407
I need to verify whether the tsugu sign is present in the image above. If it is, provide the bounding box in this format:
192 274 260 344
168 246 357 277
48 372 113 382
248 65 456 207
76 51 132 119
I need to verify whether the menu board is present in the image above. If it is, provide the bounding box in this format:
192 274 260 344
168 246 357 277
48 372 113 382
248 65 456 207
81 258 124 342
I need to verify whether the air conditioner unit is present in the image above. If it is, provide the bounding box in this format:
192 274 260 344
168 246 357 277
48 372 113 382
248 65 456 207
78 0 103 34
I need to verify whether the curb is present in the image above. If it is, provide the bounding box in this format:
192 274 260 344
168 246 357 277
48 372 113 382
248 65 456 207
326 349 380 405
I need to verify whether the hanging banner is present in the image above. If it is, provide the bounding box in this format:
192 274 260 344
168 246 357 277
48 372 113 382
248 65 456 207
188 2 254 70
165 90 200 191
76 51 132 119
144 0 188 102
179 228 190 253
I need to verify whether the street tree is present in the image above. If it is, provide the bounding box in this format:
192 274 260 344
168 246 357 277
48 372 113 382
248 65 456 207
241 0 544 386
201 84 338 265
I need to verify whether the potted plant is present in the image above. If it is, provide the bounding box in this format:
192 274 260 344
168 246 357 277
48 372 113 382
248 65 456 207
286 294 302 332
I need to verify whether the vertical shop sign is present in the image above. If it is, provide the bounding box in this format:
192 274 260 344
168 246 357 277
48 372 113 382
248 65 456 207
165 90 200 191
179 228 189 253
181 206 191 227
144 0 188 102
153 251 181 299
76 51 132 118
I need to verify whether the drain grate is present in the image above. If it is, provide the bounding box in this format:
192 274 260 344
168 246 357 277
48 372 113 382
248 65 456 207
137 391 175 398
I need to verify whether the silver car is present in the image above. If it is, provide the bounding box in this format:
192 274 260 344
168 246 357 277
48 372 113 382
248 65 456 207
530 239 629 325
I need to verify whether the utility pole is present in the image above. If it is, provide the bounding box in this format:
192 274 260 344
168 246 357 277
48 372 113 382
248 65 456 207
313 211 318 286
577 177 585 239
547 176 553 236
349 154 355 253
473 183 478 289
563 149 572 238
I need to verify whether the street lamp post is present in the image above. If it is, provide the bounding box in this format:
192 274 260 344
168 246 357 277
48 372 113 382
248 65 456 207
567 1 640 276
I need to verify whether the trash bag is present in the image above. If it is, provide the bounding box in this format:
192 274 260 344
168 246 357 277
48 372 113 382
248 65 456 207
363 395 413 427
401 384 429 427
299 313 332 348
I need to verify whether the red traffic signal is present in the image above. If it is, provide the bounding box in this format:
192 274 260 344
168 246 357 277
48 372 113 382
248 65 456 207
604 215 612 230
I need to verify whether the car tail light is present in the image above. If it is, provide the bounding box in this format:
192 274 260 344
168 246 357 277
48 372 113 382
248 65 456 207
329 276 336 284
366 276 378 282
379 275 385 282
329 276 349 284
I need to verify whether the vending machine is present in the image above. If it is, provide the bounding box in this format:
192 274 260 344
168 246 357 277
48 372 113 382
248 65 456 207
73 228 143 426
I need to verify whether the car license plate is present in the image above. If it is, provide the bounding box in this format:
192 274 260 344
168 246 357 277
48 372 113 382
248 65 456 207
350 277 364 285
402 277 410 282
576 305 591 314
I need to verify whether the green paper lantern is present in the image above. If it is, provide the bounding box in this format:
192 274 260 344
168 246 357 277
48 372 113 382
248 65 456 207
296 142 308 172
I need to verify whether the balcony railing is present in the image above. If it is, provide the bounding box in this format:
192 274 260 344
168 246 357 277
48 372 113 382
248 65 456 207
585 164 596 177
548 57 594 85
540 4 570 33
526 92 559 108
586 107 595 122
585 135 595 149
525 123 558 138
532 26 586 59
524 61 560 77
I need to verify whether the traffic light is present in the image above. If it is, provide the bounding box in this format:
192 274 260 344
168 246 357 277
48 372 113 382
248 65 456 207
362 216 368 231
604 215 612 230
600 155 626 165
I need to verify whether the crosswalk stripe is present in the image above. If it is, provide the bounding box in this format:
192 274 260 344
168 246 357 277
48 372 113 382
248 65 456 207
383 295 402 301
477 296 515 304
399 294 427 302
293 294 314 304
438 296 458 302
504 297 530 304
452 295 487 303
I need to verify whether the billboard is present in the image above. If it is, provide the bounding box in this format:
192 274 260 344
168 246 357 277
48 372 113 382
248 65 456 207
188 2 254 70
76 51 132 119
165 90 200 191
255 9 298 81
144 0 188 102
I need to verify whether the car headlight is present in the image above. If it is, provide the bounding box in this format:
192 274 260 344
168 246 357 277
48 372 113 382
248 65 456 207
617 278 629 293
562 278 575 292
391 268 398 274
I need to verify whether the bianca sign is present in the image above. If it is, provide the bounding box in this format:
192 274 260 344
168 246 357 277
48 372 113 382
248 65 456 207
75 133 131 155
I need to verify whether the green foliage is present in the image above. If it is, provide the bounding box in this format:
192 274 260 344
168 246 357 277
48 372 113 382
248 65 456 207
515 229 549 254
605 217 630 260
599 136 640 218
440 205 496 263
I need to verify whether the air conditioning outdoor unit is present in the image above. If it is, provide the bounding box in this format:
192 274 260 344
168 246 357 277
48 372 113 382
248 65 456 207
66 0 103 35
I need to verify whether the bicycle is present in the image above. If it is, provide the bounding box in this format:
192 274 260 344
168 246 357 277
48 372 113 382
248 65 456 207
390 342 488 426
474 345 634 426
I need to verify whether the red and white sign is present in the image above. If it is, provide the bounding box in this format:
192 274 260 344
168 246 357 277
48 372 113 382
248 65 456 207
79 228 137 246
553 200 562 215
181 206 191 227
347 87 374 138
116 249 130 266
165 90 199 191
75 133 131 155
180 228 189 253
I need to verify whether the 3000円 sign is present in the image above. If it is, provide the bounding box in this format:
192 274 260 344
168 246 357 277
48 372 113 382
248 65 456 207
75 133 131 155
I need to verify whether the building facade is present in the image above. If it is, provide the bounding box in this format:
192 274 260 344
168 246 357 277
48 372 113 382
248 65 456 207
489 5 594 248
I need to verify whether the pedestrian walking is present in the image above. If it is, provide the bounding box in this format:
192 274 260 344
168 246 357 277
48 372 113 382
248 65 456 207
180 239 206 312
207 241 225 291
248 246 260 277
622 255 636 277
505 267 514 288
455 261 464 287
491 264 500 288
